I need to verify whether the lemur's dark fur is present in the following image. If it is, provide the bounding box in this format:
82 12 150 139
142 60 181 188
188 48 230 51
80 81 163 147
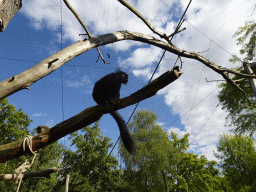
93 70 136 154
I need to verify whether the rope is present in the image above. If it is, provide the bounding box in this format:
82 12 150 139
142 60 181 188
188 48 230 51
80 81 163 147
15 135 37 192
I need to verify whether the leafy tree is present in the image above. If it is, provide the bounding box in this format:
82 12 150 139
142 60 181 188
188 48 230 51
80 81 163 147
218 68 256 135
170 152 222 191
0 98 32 144
0 98 64 191
218 21 256 135
119 110 184 191
57 121 123 192
230 21 256 62
119 109 224 191
168 132 222 191
0 98 32 191
214 133 256 191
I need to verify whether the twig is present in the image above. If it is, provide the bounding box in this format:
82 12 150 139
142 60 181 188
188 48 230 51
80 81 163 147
220 68 256 78
62 0 91 37
167 27 186 39
118 0 166 38
63 0 108 64
118 0 183 44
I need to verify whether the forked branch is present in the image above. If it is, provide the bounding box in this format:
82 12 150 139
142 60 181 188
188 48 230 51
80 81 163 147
63 0 108 64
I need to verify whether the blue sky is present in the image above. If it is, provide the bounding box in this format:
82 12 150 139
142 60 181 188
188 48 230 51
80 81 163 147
1 0 255 161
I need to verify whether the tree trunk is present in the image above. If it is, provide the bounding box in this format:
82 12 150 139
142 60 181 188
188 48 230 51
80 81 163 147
161 170 169 192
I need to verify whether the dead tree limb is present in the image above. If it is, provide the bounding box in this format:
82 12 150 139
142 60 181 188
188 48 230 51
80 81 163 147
118 0 167 39
0 31 255 102
63 0 108 64
118 0 186 44
0 67 181 163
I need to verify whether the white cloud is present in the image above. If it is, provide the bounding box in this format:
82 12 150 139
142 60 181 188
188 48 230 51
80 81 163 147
66 80 84 88
120 47 163 68
31 112 43 117
46 119 55 127
157 121 165 127
132 68 152 79
167 127 187 138
81 75 92 85
64 72 92 88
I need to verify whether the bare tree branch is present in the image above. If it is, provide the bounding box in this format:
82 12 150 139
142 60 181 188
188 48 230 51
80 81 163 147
118 0 165 37
0 68 181 163
1 30 255 103
63 0 91 37
63 0 108 64
167 27 186 39
220 68 256 78
118 0 178 44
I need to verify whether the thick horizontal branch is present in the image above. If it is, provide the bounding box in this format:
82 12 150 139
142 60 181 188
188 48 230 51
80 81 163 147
0 67 181 162
0 30 254 101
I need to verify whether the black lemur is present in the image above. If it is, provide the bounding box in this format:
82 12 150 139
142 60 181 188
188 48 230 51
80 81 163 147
92 70 136 154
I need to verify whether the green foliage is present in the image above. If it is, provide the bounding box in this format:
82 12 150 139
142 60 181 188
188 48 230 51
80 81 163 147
218 21 256 135
0 98 32 144
119 110 222 191
233 21 256 61
120 110 182 191
218 67 256 135
214 134 256 191
170 131 189 151
0 98 63 191
170 153 222 191
0 98 32 191
229 21 256 63
58 121 123 192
